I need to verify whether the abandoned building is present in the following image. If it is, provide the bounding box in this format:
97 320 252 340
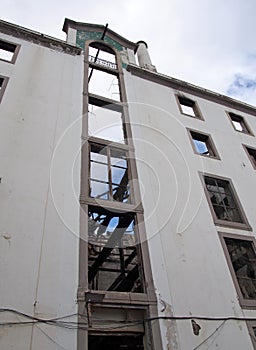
1 17 256 350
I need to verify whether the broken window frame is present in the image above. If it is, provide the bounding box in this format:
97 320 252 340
0 75 9 103
200 173 251 230
176 94 203 120
227 112 253 135
89 141 132 204
188 129 220 159
88 94 127 144
243 145 256 170
0 38 20 64
87 205 145 293
88 41 121 102
219 232 256 308
246 321 256 348
88 41 117 69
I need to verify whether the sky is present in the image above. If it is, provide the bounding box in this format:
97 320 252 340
2 0 256 106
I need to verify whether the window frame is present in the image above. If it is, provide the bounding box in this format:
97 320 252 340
226 111 254 136
176 94 204 120
243 145 256 170
200 173 251 230
0 38 20 64
88 140 133 204
0 75 9 103
187 128 220 159
247 321 256 349
219 232 256 308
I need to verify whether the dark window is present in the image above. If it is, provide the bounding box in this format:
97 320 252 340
0 75 8 103
223 236 256 306
0 76 4 89
244 146 256 169
0 39 19 63
203 175 249 228
89 143 130 203
177 95 202 119
88 334 144 350
88 207 143 293
228 112 252 135
189 130 218 158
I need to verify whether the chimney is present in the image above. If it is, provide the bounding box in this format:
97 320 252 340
136 41 156 72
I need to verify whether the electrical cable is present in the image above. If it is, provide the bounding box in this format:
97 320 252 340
2 308 256 330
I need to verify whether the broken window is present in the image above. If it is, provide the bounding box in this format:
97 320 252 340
224 236 256 302
88 334 144 350
203 175 248 226
177 95 202 119
89 42 117 69
244 146 256 169
247 322 256 349
88 207 143 293
228 112 252 135
88 43 120 101
0 76 8 103
88 68 120 101
189 130 219 158
88 102 126 143
0 39 19 63
89 143 130 203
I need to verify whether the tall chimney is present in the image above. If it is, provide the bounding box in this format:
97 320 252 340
136 41 156 72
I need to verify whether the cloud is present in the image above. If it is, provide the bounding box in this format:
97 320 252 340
228 74 256 95
1 1 256 105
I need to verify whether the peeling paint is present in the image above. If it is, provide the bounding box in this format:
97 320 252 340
158 296 179 350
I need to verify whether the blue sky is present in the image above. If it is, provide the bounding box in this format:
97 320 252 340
1 0 256 106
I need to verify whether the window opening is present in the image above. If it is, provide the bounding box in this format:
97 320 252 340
0 77 4 89
244 146 256 169
0 39 17 62
88 207 143 293
177 95 201 119
88 68 120 101
204 176 244 223
89 42 117 69
88 334 144 350
0 76 8 103
224 237 256 301
90 143 130 203
247 323 256 349
229 112 251 134
190 131 218 157
88 103 125 143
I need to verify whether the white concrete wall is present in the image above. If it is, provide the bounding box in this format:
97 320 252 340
124 70 256 350
0 33 83 350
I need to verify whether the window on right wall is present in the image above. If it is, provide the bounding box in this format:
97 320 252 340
228 112 253 135
177 95 203 119
0 39 19 63
0 75 8 103
219 233 256 308
202 175 251 229
243 145 256 170
188 130 219 159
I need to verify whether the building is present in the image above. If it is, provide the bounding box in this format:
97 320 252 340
1 17 256 350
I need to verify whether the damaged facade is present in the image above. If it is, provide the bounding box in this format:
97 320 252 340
1 17 256 350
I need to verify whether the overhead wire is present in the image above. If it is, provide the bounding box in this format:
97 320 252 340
1 308 256 331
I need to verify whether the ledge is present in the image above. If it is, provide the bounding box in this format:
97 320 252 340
0 19 81 55
126 64 256 117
